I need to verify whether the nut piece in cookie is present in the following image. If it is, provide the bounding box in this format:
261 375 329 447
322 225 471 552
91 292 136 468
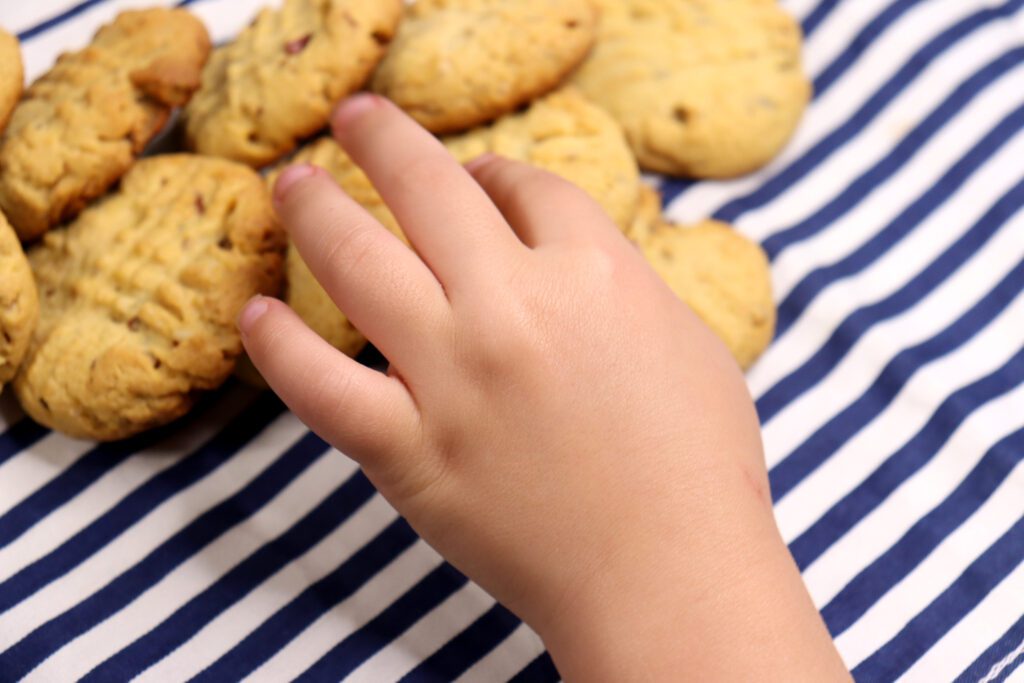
572 0 811 178
0 9 211 242
265 137 406 358
0 212 38 391
444 87 640 232
372 0 597 134
0 27 23 135
642 220 776 370
185 0 403 168
14 155 285 441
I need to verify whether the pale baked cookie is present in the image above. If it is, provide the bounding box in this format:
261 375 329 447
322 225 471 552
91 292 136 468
624 182 662 245
572 0 811 178
372 0 597 134
0 212 38 391
642 220 775 370
185 0 403 168
0 9 210 242
444 88 640 231
14 155 285 441
0 27 23 134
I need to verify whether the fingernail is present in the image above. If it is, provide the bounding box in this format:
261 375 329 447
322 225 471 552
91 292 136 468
238 296 269 336
464 153 497 173
332 93 383 131
273 164 317 203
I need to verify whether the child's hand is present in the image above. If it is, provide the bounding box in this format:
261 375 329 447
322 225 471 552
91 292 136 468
240 95 849 681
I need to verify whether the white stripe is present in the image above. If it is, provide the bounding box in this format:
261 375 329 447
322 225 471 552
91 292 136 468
757 132 1024 464
834 457 1024 669
1006 663 1024 683
982 637 1024 683
2 0 98 36
776 287 1024 547
0 434 92 520
901 560 1024 682
24 451 362 682
0 386 254 583
342 584 496 683
0 411 307 649
454 624 546 683
241 540 442 683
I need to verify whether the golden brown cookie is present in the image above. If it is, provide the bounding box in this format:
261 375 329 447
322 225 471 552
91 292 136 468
444 88 640 231
371 0 597 134
572 0 811 178
642 220 775 369
0 9 211 242
185 0 403 168
264 137 406 359
14 155 285 441
0 212 37 391
0 27 23 135
624 182 662 245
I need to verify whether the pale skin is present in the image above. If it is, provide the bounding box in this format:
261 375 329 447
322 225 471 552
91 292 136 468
239 94 851 681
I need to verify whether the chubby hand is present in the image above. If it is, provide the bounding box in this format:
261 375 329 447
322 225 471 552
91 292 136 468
240 94 849 682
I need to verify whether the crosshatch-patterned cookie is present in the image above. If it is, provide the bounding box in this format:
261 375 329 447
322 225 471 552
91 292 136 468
0 212 38 391
0 27 23 134
572 0 811 178
13 155 285 441
642 220 776 370
371 0 597 134
0 9 210 242
444 87 640 231
185 0 403 168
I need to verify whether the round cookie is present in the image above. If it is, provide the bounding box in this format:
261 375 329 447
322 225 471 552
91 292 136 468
372 0 597 134
0 9 211 242
571 0 811 178
185 0 403 167
14 155 286 441
642 220 775 370
0 28 23 134
444 88 640 232
0 212 38 391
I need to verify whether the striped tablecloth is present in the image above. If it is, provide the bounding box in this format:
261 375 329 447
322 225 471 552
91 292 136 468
2 0 1023 680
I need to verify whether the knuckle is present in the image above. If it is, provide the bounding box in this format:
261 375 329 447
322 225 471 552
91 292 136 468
316 220 386 284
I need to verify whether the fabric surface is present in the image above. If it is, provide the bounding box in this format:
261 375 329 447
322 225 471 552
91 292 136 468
1 0 1023 680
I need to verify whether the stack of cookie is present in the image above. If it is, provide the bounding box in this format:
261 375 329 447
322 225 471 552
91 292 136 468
0 0 809 441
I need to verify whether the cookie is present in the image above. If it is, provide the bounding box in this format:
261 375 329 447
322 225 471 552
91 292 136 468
571 0 811 178
0 9 211 242
0 27 23 135
624 182 662 245
371 0 597 134
265 137 406 359
185 0 403 168
642 220 775 369
444 88 640 231
0 212 38 391
13 155 285 441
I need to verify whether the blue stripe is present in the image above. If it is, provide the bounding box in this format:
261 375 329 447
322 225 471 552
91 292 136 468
788 337 1024 570
956 613 1024 683
821 422 1024 637
0 390 231 552
765 51 1024 271
192 516 419 682
399 603 521 682
0 419 49 467
16 0 110 41
0 393 283 616
508 652 560 683
80 467 377 682
758 173 1024 433
801 0 843 38
295 563 468 682
0 426 327 681
714 0 1024 224
771 260 1024 505
852 514 1024 680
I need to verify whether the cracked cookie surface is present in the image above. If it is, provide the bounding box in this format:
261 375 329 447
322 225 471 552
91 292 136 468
0 9 210 241
0 27 23 135
185 0 403 168
444 88 640 232
0 212 38 391
372 0 596 134
14 155 285 441
572 0 810 178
